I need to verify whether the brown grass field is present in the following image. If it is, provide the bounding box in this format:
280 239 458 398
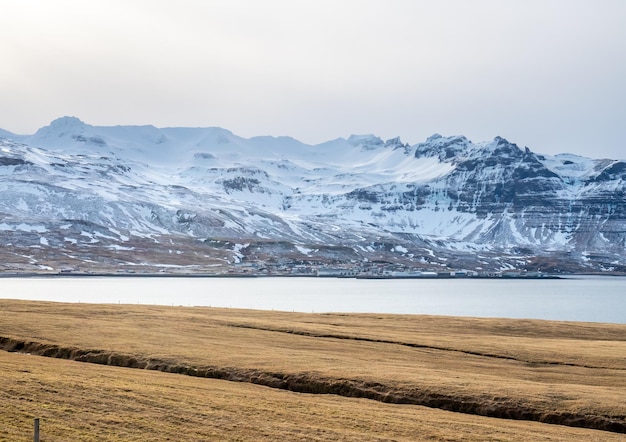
1 299 625 441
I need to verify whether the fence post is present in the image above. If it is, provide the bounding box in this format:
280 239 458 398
34 418 40 442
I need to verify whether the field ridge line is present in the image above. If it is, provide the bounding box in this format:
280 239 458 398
225 323 624 371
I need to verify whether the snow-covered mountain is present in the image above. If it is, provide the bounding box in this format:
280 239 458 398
0 116 624 274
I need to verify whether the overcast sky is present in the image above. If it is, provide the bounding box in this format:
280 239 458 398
1 0 625 158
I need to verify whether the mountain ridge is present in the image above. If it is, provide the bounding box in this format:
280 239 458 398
0 117 624 275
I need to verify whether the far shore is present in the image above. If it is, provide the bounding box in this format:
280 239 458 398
0 271 580 279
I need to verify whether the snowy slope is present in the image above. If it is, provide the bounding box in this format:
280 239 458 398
0 116 624 274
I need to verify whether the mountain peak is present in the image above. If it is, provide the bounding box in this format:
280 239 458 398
384 137 406 148
48 116 87 130
347 134 384 149
486 136 525 157
33 116 88 138
415 134 471 160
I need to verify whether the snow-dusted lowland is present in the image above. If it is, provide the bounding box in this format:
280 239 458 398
0 116 625 275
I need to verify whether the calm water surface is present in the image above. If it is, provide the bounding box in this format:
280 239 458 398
1 276 624 324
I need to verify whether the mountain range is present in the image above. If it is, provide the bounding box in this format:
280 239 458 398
0 116 624 275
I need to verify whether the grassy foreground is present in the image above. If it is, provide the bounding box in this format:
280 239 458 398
1 299 625 441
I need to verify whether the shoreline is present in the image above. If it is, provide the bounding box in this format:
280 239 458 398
0 271 573 279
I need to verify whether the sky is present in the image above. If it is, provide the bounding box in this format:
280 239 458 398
1 0 625 158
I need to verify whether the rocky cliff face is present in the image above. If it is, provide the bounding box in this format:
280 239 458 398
384 134 626 252
0 117 624 274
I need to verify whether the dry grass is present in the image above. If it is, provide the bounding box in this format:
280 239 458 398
1 299 625 440
2 350 624 442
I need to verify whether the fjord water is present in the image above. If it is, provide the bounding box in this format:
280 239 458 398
1 276 624 324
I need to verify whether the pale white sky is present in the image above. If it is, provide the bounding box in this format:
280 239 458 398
1 0 625 158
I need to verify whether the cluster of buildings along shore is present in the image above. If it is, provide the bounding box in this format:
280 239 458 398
227 262 552 279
